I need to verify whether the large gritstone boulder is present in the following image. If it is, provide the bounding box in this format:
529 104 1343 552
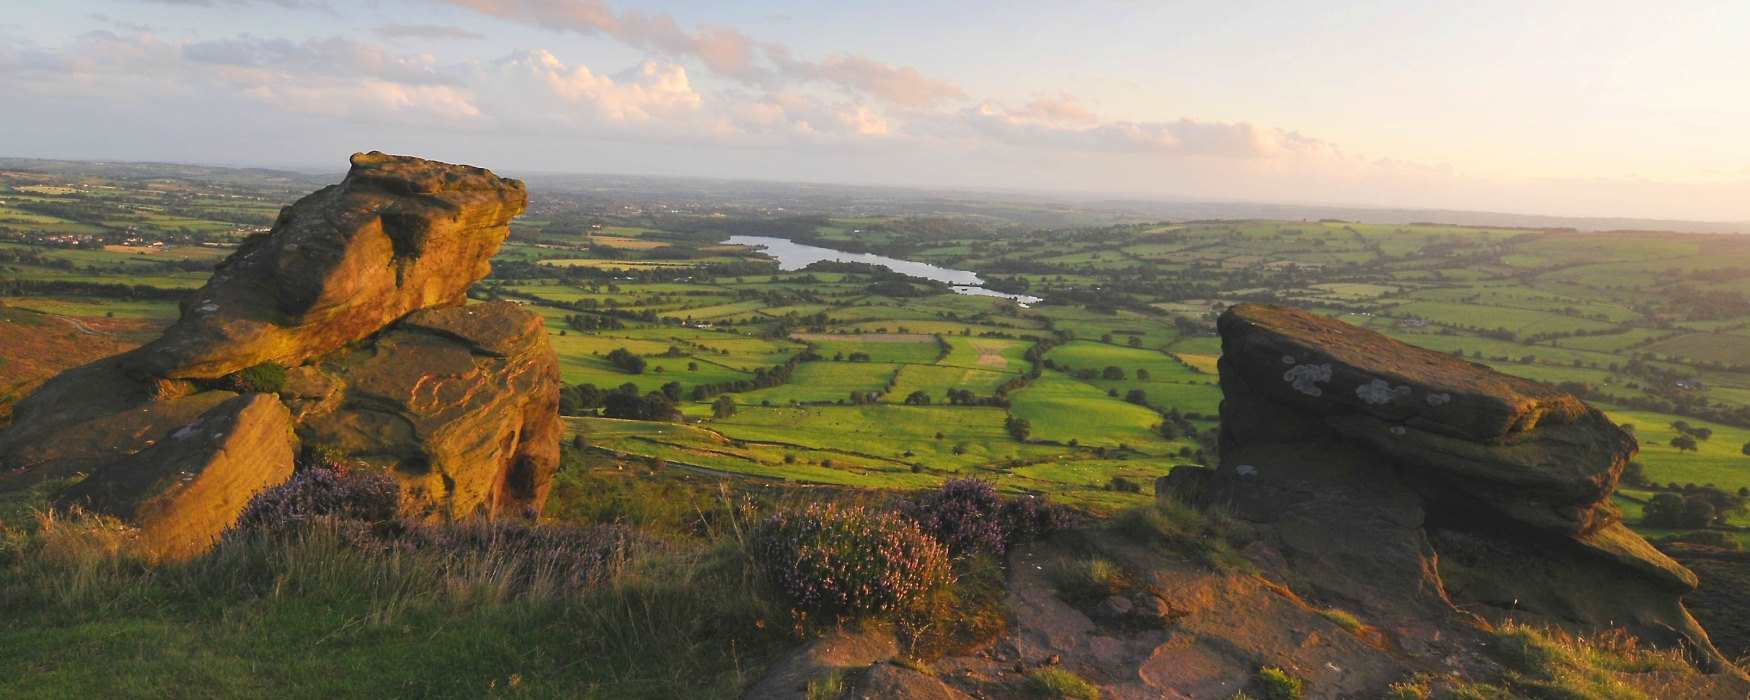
58 394 296 560
1173 303 1726 667
0 153 559 557
131 151 527 380
289 302 561 519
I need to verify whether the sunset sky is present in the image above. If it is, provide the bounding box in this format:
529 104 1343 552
5 0 1748 220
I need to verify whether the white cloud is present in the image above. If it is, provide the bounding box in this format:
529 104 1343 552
435 0 964 106
479 50 700 125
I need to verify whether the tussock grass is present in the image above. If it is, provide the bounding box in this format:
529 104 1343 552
1487 621 1690 700
1024 666 1101 698
1254 666 1303 699
1045 555 1129 604
1112 498 1254 572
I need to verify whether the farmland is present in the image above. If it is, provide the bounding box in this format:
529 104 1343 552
4 161 1750 535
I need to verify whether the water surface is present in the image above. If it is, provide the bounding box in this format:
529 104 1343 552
725 235 1042 305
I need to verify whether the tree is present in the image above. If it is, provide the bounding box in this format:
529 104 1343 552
903 390 932 405
1742 441 1750 457
1102 366 1125 380
1125 388 1147 405
1621 460 1646 487
1005 415 1032 441
1643 492 1717 529
607 347 646 374
712 394 737 419
1135 368 1151 381
661 381 683 402
1671 435 1699 452
1127 336 1141 347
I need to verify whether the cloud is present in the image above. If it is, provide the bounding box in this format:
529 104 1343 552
374 24 485 41
770 51 964 107
956 99 1340 160
182 36 458 85
434 0 963 106
478 50 701 125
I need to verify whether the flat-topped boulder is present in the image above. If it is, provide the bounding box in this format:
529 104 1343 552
1219 303 1634 535
1188 303 1726 668
1220 303 1596 442
131 151 526 380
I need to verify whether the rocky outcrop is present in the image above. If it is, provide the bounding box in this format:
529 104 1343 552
1175 304 1726 666
292 302 561 519
131 151 526 380
60 394 295 559
0 153 557 555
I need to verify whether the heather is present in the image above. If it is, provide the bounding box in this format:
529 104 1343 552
750 501 952 617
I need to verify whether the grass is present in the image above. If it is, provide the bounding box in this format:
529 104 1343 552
1485 621 1689 700
1316 607 1364 634
1007 373 1173 450
0 510 789 699
1111 499 1253 572
1045 556 1129 604
734 361 897 405
805 669 846 700
1024 667 1100 699
1255 667 1303 700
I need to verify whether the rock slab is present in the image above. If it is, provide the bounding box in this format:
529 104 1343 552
60 394 295 559
1193 303 1723 666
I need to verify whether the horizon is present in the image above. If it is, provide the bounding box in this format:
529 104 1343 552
4 1 1749 222
9 151 1749 234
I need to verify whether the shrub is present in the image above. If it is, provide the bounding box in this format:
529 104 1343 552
750 502 951 617
231 464 400 534
1024 667 1100 698
1000 494 1070 544
1106 476 1141 493
903 479 1069 557
1255 667 1303 700
906 479 1007 556
226 362 288 393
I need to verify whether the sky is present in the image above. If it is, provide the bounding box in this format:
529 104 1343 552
3 0 1749 221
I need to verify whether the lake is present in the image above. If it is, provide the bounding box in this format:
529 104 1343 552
723 235 1043 305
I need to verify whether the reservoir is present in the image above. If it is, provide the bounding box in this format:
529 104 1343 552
724 235 1043 305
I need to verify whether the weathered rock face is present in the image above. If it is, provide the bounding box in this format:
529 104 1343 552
291 302 561 519
0 153 558 556
132 151 527 380
60 394 295 560
1181 303 1725 666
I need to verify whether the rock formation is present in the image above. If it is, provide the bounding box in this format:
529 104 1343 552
1168 303 1725 666
290 302 561 519
61 394 296 559
0 152 559 557
132 151 527 380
